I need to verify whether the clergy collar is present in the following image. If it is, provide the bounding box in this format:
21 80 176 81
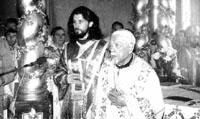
116 54 134 69
76 40 94 47
77 38 90 44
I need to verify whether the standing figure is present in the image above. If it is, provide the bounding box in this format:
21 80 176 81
94 30 164 119
44 26 68 119
0 29 18 118
54 6 108 119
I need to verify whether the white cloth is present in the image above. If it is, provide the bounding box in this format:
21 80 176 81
93 55 165 119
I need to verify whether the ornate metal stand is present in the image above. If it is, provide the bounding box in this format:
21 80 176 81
14 0 51 118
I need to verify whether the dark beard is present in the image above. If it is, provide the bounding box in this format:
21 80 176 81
76 31 90 44
74 28 89 39
75 31 87 39
75 31 90 44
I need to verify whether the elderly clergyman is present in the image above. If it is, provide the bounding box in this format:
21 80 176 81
92 29 165 119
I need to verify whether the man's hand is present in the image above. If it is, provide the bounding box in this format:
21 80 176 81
108 88 126 107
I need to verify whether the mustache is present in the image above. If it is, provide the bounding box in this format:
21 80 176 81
74 28 81 31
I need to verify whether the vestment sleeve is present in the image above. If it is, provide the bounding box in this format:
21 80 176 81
54 46 69 100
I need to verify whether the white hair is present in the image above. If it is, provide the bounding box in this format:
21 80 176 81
111 29 136 52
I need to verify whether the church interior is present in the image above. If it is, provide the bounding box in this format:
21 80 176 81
0 0 200 118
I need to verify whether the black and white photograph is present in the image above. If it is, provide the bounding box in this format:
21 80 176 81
0 0 200 119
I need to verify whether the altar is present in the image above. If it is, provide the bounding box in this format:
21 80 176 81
162 83 200 118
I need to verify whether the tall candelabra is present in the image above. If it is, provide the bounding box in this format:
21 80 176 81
15 0 51 118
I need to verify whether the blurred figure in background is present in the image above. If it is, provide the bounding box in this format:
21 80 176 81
5 18 18 31
104 21 124 43
151 32 182 83
45 26 68 61
173 30 188 51
44 26 68 119
0 29 18 86
0 28 19 118
111 21 124 33
50 26 68 49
